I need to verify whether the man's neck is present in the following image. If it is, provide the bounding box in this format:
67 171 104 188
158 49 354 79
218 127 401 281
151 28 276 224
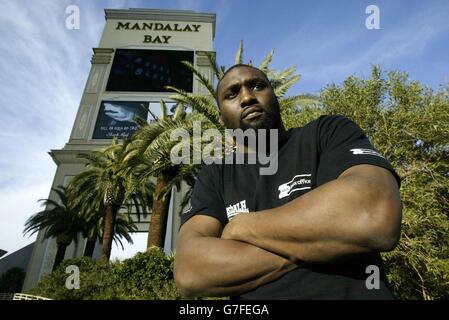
235 124 286 155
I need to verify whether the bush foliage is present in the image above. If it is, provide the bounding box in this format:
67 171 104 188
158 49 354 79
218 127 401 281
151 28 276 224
283 66 449 299
28 247 182 300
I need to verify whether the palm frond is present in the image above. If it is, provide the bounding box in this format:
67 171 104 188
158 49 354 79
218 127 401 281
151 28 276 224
180 60 216 98
135 116 150 128
280 94 320 111
258 49 274 73
235 40 244 64
23 186 85 244
167 87 221 125
206 52 224 80
160 99 168 120
274 74 301 98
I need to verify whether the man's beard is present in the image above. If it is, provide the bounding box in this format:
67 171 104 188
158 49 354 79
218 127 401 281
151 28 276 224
239 99 282 131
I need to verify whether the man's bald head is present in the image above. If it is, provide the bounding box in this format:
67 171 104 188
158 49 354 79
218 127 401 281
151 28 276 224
215 64 283 131
215 64 271 107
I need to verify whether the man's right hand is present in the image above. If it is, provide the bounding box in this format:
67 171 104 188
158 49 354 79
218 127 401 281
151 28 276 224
174 215 298 298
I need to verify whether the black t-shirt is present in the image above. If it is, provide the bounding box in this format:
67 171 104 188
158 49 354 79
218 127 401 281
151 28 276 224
180 115 400 300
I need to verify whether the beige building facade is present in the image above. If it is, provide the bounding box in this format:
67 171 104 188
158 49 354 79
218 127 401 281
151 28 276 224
23 8 216 291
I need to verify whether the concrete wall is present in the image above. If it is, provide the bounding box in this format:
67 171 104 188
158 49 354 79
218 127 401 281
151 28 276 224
0 243 34 275
0 242 34 292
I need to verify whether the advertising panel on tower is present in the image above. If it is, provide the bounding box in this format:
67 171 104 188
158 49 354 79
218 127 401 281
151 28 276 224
106 49 194 92
92 101 149 139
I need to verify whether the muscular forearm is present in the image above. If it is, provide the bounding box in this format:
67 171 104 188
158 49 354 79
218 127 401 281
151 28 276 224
174 235 297 297
222 166 401 264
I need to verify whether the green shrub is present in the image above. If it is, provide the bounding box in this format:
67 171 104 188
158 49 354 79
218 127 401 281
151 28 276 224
27 247 181 300
28 256 116 299
27 247 227 300
112 248 180 299
283 66 449 299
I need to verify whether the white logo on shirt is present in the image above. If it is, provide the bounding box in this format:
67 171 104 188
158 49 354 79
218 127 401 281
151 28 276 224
350 148 385 159
182 200 192 214
226 200 249 220
278 174 312 199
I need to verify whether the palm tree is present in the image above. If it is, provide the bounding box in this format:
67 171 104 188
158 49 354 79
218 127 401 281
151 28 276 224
24 185 139 269
23 186 85 271
80 209 140 258
121 101 215 248
67 138 151 260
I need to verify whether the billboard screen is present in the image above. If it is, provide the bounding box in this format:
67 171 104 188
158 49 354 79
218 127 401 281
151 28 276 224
92 101 148 139
106 49 194 92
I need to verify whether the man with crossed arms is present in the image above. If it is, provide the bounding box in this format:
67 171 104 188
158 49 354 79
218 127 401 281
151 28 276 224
174 64 402 299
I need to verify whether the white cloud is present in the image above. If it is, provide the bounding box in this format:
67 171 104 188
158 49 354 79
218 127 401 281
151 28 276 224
0 181 52 253
0 0 106 254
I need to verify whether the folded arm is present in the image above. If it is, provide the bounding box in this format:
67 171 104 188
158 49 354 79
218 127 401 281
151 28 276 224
222 164 402 264
174 215 298 298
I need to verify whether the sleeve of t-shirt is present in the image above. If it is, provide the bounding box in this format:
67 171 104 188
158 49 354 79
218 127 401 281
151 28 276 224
316 115 401 187
180 164 227 227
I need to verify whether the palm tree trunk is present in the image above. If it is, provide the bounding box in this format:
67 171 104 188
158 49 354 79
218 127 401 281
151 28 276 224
147 173 172 248
52 243 67 271
84 236 96 257
101 204 117 260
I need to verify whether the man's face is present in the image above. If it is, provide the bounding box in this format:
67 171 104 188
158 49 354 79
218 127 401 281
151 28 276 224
217 66 281 130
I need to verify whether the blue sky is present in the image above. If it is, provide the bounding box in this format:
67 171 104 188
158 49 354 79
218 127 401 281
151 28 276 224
0 0 448 259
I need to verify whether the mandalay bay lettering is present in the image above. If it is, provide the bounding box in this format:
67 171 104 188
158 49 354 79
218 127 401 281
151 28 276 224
115 22 201 32
115 22 202 45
